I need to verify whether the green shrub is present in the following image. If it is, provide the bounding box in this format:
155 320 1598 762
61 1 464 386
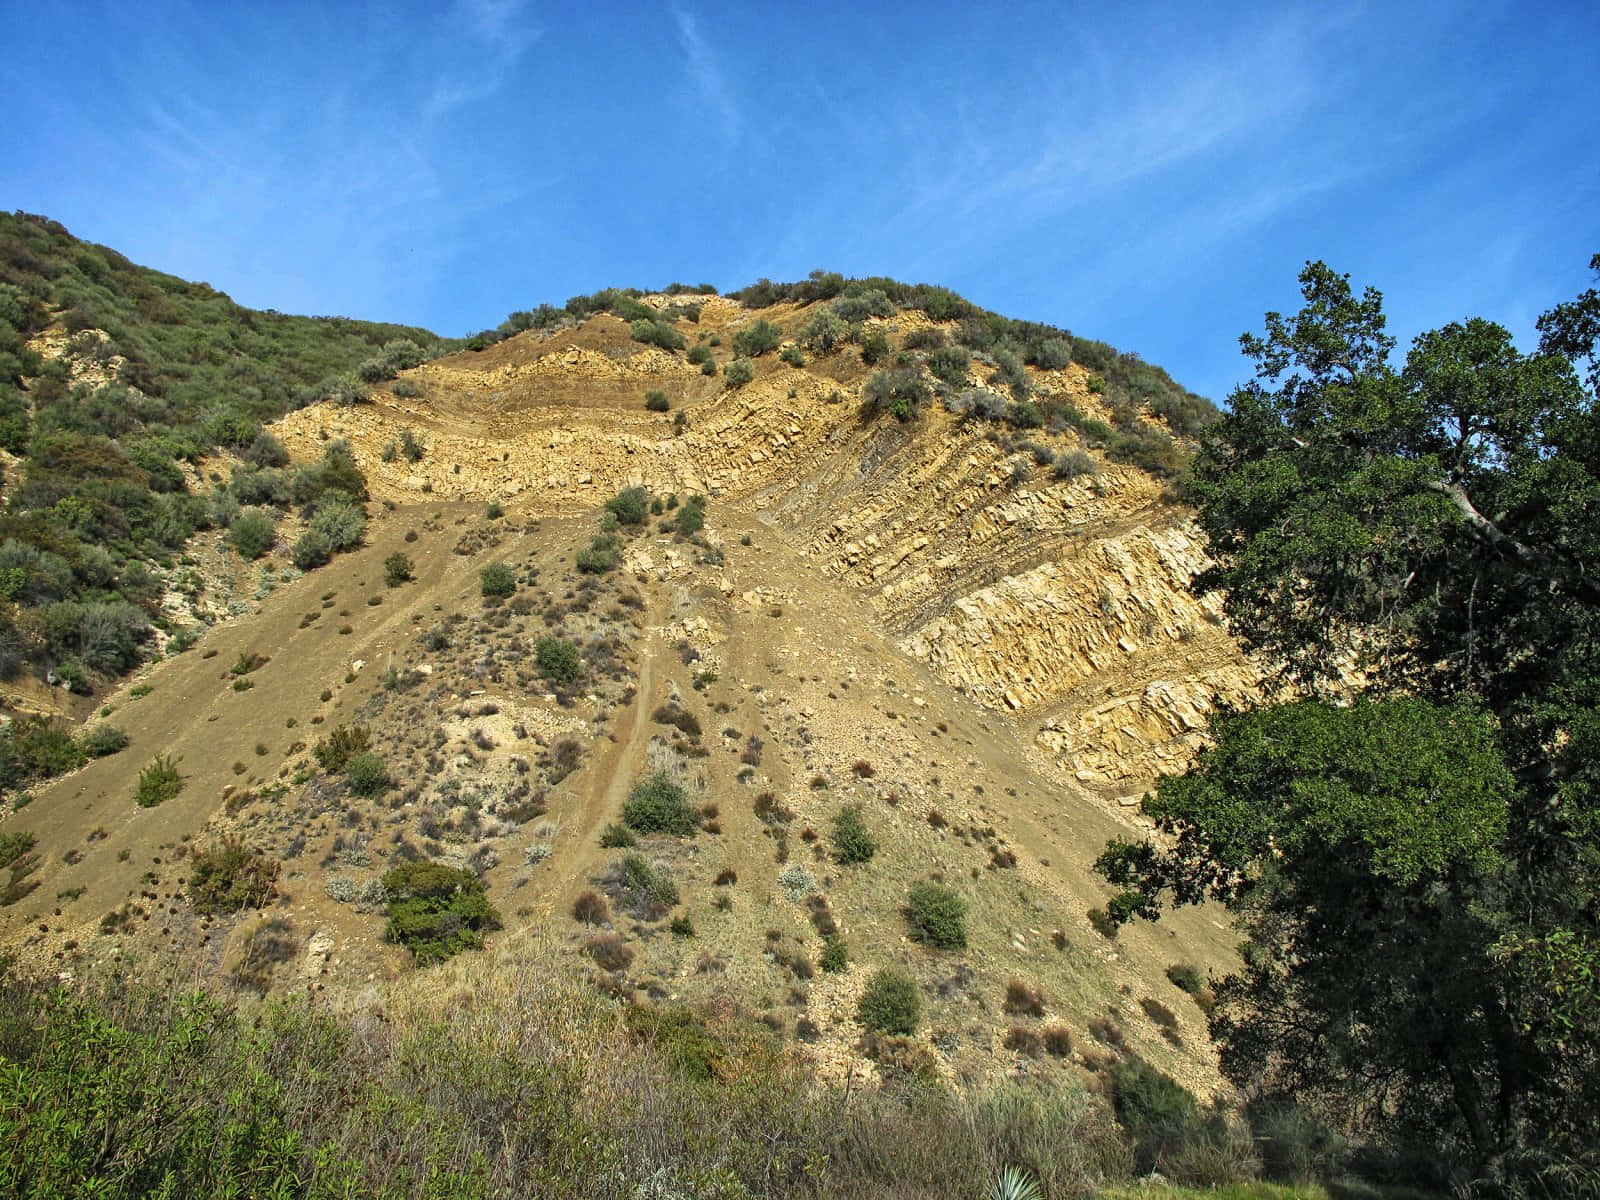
778 344 805 367
672 495 705 537
230 509 276 560
1109 1056 1202 1172
724 357 754 387
79 723 129 758
858 327 890 364
188 836 279 914
134 754 183 807
644 391 670 412
344 751 389 797
382 860 502 964
832 804 876 864
687 343 714 368
535 636 582 685
819 935 849 973
383 552 414 586
863 366 930 421
732 319 782 358
857 967 922 1035
599 822 636 848
312 724 370 772
833 289 895 322
479 562 516 597
575 534 622 573
0 716 86 789
289 529 331 570
926 344 970 386
605 852 679 919
801 308 850 354
605 486 649 526
307 494 366 552
630 319 685 352
623 771 699 836
400 428 425 461
906 881 967 948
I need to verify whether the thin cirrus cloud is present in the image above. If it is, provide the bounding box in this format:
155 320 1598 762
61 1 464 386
672 6 742 145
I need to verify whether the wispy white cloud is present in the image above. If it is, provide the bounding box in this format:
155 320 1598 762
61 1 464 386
423 0 542 122
673 5 741 144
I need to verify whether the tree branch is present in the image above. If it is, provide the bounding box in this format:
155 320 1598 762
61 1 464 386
1426 479 1600 606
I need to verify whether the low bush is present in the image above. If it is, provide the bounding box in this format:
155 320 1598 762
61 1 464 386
906 881 967 949
672 495 705 537
857 968 922 1035
290 529 332 570
79 723 129 758
535 636 582 685
863 366 930 421
585 933 633 971
622 771 698 836
732 319 782 358
134 754 182 807
723 357 754 387
383 552 414 586
479 562 516 597
630 319 685 352
382 860 502 964
576 534 622 573
644 391 669 412
604 487 649 526
1003 978 1046 1017
344 751 389 797
1109 1056 1201 1173
572 889 610 925
313 725 370 772
819 935 849 973
832 804 876 864
230 509 277 560
188 836 279 914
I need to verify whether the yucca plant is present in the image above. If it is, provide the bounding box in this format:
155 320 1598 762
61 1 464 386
985 1165 1042 1200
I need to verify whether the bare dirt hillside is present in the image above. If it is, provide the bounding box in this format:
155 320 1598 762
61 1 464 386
0 299 1261 1096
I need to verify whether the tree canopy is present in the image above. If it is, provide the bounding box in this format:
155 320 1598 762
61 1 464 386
1098 257 1600 1191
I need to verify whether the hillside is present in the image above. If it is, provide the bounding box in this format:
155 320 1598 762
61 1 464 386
0 259 1270 1121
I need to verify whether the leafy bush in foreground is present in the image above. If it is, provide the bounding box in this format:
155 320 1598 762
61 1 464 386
622 771 698 836
857 967 922 1035
907 881 967 948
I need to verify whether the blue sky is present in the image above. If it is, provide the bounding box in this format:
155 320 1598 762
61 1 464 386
3 0 1596 402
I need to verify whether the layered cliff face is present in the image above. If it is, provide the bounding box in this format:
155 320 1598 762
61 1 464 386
276 299 1262 800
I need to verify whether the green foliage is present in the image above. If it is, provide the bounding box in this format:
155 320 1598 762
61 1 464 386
723 357 755 387
623 771 699 836
1101 256 1600 1186
0 715 86 791
343 751 389 797
686 343 715 369
78 723 129 758
229 508 276 559
630 319 685 352
644 390 670 412
857 967 922 1035
832 804 876 864
575 534 622 573
535 636 582 685
383 552 413 586
479 562 516 597
732 319 783 358
312 723 370 772
863 366 930 421
306 492 366 552
188 836 278 914
819 935 849 973
382 860 502 964
1109 1057 1201 1172
906 881 967 948
289 528 331 570
801 308 849 354
605 486 649 526
133 754 182 807
672 494 705 537
598 822 636 848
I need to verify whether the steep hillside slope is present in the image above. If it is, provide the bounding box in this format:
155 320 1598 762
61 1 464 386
0 278 1261 1097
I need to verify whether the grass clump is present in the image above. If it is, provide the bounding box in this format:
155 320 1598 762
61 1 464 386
382 860 501 964
134 754 183 808
603 853 679 920
906 881 967 949
622 771 699 837
857 967 922 1035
